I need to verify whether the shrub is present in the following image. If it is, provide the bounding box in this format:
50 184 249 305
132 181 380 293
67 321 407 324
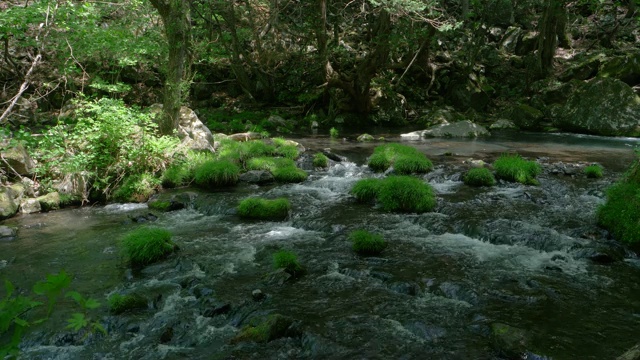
351 178 382 203
377 176 436 213
237 197 291 220
122 227 176 266
273 250 303 275
464 168 496 187
161 164 190 188
393 155 433 175
597 182 640 244
112 173 161 202
349 230 386 255
584 164 604 178
272 166 308 183
108 293 147 315
367 143 432 174
313 153 329 168
194 160 240 187
246 157 295 172
493 154 541 185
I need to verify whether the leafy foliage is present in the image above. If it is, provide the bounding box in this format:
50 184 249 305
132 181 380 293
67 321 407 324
464 168 496 186
28 98 178 199
349 230 387 255
1 271 103 358
112 173 161 202
237 197 291 220
493 154 541 185
122 227 176 266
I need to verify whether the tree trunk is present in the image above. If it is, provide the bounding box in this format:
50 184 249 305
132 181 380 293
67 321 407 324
537 0 565 76
149 0 191 135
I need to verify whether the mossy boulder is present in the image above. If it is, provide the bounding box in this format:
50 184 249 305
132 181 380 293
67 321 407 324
509 104 544 130
232 314 299 344
555 78 640 136
422 120 489 138
122 227 176 266
491 322 531 358
37 191 61 212
599 52 640 86
0 186 20 219
237 197 290 220
108 293 148 314
0 144 34 176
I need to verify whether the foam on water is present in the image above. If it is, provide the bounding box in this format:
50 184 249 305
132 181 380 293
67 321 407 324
101 203 148 213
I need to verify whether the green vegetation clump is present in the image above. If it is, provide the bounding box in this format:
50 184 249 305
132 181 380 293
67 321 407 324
246 157 295 172
464 168 496 187
194 160 240 188
232 314 295 343
493 154 541 185
330 127 339 138
313 153 329 168
148 200 172 212
273 144 299 159
273 250 303 275
597 182 640 244
584 164 604 178
377 176 436 213
367 144 432 174
349 230 386 255
112 173 161 202
108 293 147 315
161 164 191 188
122 227 176 266
350 178 382 203
272 166 308 183
237 197 291 220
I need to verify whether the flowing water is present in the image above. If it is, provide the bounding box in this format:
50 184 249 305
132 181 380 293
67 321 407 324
2 132 640 359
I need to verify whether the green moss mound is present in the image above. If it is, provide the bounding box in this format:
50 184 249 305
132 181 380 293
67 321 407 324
368 144 432 174
584 164 604 178
272 166 308 183
108 293 147 314
237 197 291 220
122 227 175 266
349 230 386 255
377 176 436 213
493 154 541 185
232 314 296 343
597 182 640 244
194 160 240 187
351 178 382 203
273 250 303 275
313 153 329 168
464 168 496 187
148 200 172 212
246 157 295 172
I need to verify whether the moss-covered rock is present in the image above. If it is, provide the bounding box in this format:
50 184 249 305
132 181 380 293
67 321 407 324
599 52 640 86
349 230 386 255
237 197 290 220
37 191 61 212
0 186 20 219
232 314 298 344
509 104 544 130
555 78 640 136
0 144 34 176
108 293 148 314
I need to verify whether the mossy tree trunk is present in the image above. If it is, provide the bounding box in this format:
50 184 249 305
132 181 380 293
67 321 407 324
149 0 192 135
537 0 565 77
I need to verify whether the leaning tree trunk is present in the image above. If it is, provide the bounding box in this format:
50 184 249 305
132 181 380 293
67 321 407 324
149 0 191 135
537 0 565 77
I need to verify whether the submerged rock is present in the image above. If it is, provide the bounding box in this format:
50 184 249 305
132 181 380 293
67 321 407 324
357 133 375 142
423 120 490 138
0 226 16 241
239 170 275 185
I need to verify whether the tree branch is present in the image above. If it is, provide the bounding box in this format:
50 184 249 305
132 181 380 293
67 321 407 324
0 54 41 124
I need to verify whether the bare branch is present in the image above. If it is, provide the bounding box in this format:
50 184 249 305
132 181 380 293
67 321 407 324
0 54 41 124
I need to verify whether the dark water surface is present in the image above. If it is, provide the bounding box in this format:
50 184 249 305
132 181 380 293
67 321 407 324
2 132 640 359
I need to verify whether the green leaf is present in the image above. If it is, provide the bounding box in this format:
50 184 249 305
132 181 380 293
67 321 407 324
66 313 88 332
92 322 107 335
84 298 101 310
4 279 15 298
65 291 84 305
13 317 29 327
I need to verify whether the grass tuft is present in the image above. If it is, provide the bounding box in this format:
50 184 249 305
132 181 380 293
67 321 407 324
367 143 433 174
584 164 604 178
237 197 291 220
272 166 308 183
463 168 496 187
194 160 240 188
351 178 382 203
377 176 436 213
108 293 147 315
273 250 303 275
493 154 541 185
349 230 386 255
313 153 329 168
122 227 175 266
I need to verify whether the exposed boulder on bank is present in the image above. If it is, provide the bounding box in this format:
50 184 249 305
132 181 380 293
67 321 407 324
148 191 196 212
20 198 41 214
401 120 489 139
0 144 34 176
490 119 518 130
599 52 640 86
37 191 61 212
508 104 544 130
150 104 216 152
239 170 274 185
357 133 375 142
555 78 640 136
0 184 23 219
